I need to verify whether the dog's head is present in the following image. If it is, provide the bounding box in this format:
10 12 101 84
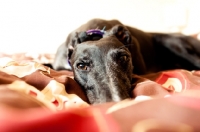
70 36 133 104
53 24 145 104
52 18 121 71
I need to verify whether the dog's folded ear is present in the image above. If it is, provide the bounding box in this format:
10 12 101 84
66 32 88 60
78 30 104 43
77 32 90 43
75 31 104 44
106 25 147 74
106 25 132 45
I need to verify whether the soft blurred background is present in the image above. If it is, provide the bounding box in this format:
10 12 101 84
0 0 200 54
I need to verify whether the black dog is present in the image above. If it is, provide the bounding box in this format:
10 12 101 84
53 18 200 104
70 36 133 104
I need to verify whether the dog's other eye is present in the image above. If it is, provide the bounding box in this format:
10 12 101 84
118 55 127 62
77 63 88 70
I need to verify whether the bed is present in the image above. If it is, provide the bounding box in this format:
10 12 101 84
0 52 200 132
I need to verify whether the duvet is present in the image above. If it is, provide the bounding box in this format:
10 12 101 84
0 53 200 132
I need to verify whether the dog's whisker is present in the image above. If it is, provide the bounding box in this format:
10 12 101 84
118 44 135 49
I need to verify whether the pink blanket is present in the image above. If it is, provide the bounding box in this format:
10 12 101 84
0 53 200 131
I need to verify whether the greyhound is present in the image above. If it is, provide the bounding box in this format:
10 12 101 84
53 18 200 104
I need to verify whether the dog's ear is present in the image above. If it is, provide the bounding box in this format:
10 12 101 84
54 32 81 70
66 32 85 59
106 25 147 74
106 25 132 45
67 30 103 59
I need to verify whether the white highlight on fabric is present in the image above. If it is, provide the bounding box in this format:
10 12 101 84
7 80 56 111
106 96 152 114
0 58 47 78
42 80 89 110
162 78 182 92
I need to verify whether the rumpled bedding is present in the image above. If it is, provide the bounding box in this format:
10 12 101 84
1 53 200 132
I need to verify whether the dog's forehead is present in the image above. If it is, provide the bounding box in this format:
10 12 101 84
73 44 100 61
73 36 128 60
75 44 99 54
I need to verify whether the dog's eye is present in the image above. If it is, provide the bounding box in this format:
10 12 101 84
77 63 88 70
119 55 127 62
